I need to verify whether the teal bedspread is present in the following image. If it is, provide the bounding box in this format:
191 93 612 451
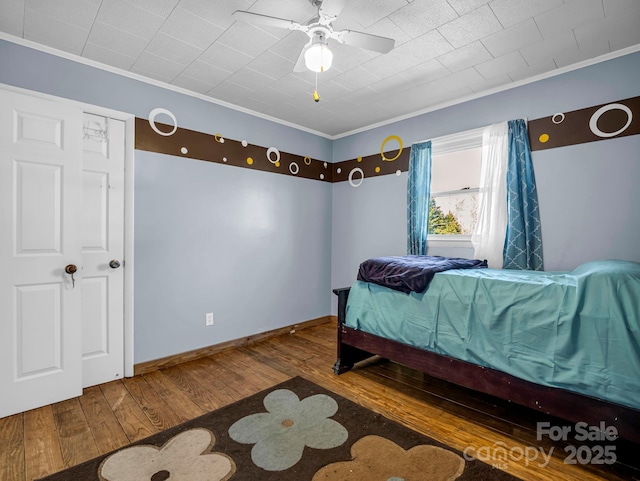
345 260 640 410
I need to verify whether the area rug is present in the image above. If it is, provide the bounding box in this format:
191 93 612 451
38 376 520 481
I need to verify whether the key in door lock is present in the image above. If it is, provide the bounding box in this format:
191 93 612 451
65 264 77 288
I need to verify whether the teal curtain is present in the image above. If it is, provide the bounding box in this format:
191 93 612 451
503 119 543 270
407 141 432 255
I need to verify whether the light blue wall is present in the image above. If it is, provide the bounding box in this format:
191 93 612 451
0 39 333 363
135 152 331 362
331 51 640 311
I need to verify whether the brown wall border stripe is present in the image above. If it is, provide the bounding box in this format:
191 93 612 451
331 149 410 183
528 95 640 151
135 117 333 182
136 95 640 184
135 117 410 183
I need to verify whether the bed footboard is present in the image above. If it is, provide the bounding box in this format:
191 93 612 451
332 287 374 374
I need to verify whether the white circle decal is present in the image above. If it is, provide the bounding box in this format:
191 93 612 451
241 140 248 147
348 167 364 188
589 103 633 138
180 147 188 154
552 113 565 124
266 147 280 164
148 108 177 136
289 162 299 175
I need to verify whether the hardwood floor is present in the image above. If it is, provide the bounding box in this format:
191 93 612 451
1 321 637 481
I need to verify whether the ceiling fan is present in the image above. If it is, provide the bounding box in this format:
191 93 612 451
232 0 395 74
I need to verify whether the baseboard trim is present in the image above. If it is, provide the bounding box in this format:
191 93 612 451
134 316 334 376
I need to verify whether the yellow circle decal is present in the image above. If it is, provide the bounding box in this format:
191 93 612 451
247 157 254 165
357 156 362 162
539 134 550 143
375 166 381 173
275 161 280 167
214 133 224 143
304 156 312 165
381 135 403 162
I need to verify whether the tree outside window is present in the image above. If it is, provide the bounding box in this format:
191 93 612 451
428 199 462 234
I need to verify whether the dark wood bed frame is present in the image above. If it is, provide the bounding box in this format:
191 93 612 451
332 287 640 445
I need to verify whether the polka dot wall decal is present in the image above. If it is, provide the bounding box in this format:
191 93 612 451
148 108 178 136
357 156 362 162
396 170 401 176
320 173 325 180
375 166 381 173
266 147 280 164
336 167 342 174
223 157 228 162
323 162 327 168
247 157 254 165
289 162 299 175
180 147 188 154
589 103 633 138
304 156 312 165
275 161 280 167
381 135 403 161
539 134 550 143
241 140 248 147
348 167 364 188
552 113 565 124
214 133 225 143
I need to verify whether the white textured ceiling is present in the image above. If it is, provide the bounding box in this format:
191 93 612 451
1 0 639 137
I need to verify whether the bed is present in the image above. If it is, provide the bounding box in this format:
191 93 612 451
333 257 640 444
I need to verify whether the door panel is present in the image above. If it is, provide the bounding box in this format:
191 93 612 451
82 170 108 250
81 276 108 357
15 283 62 377
15 110 64 148
0 89 84 418
15 160 62 254
81 113 125 388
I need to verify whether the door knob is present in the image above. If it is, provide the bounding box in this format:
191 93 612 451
109 259 121 269
65 264 77 288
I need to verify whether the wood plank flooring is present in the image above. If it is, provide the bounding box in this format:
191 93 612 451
1 321 637 481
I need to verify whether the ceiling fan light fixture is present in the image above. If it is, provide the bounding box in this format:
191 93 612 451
304 42 333 72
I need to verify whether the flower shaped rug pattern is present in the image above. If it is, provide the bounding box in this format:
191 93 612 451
99 428 235 481
228 388 348 471
312 435 465 481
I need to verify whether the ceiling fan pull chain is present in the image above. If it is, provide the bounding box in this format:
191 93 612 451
313 72 320 102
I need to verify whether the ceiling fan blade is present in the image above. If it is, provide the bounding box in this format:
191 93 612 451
232 10 305 31
318 0 347 20
335 29 395 53
293 44 310 72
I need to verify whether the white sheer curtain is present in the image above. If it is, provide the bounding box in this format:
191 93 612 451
471 121 509 269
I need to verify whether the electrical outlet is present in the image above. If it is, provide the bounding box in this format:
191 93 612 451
205 312 214 326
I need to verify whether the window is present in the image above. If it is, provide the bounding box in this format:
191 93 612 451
428 128 483 246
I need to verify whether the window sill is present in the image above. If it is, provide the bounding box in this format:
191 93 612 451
427 235 473 248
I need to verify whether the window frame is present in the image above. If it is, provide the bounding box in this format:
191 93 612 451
427 127 483 248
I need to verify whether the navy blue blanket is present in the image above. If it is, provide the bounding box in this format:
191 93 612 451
357 255 488 294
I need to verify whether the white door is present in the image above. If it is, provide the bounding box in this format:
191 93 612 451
0 90 128 418
0 89 84 417
81 113 125 388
